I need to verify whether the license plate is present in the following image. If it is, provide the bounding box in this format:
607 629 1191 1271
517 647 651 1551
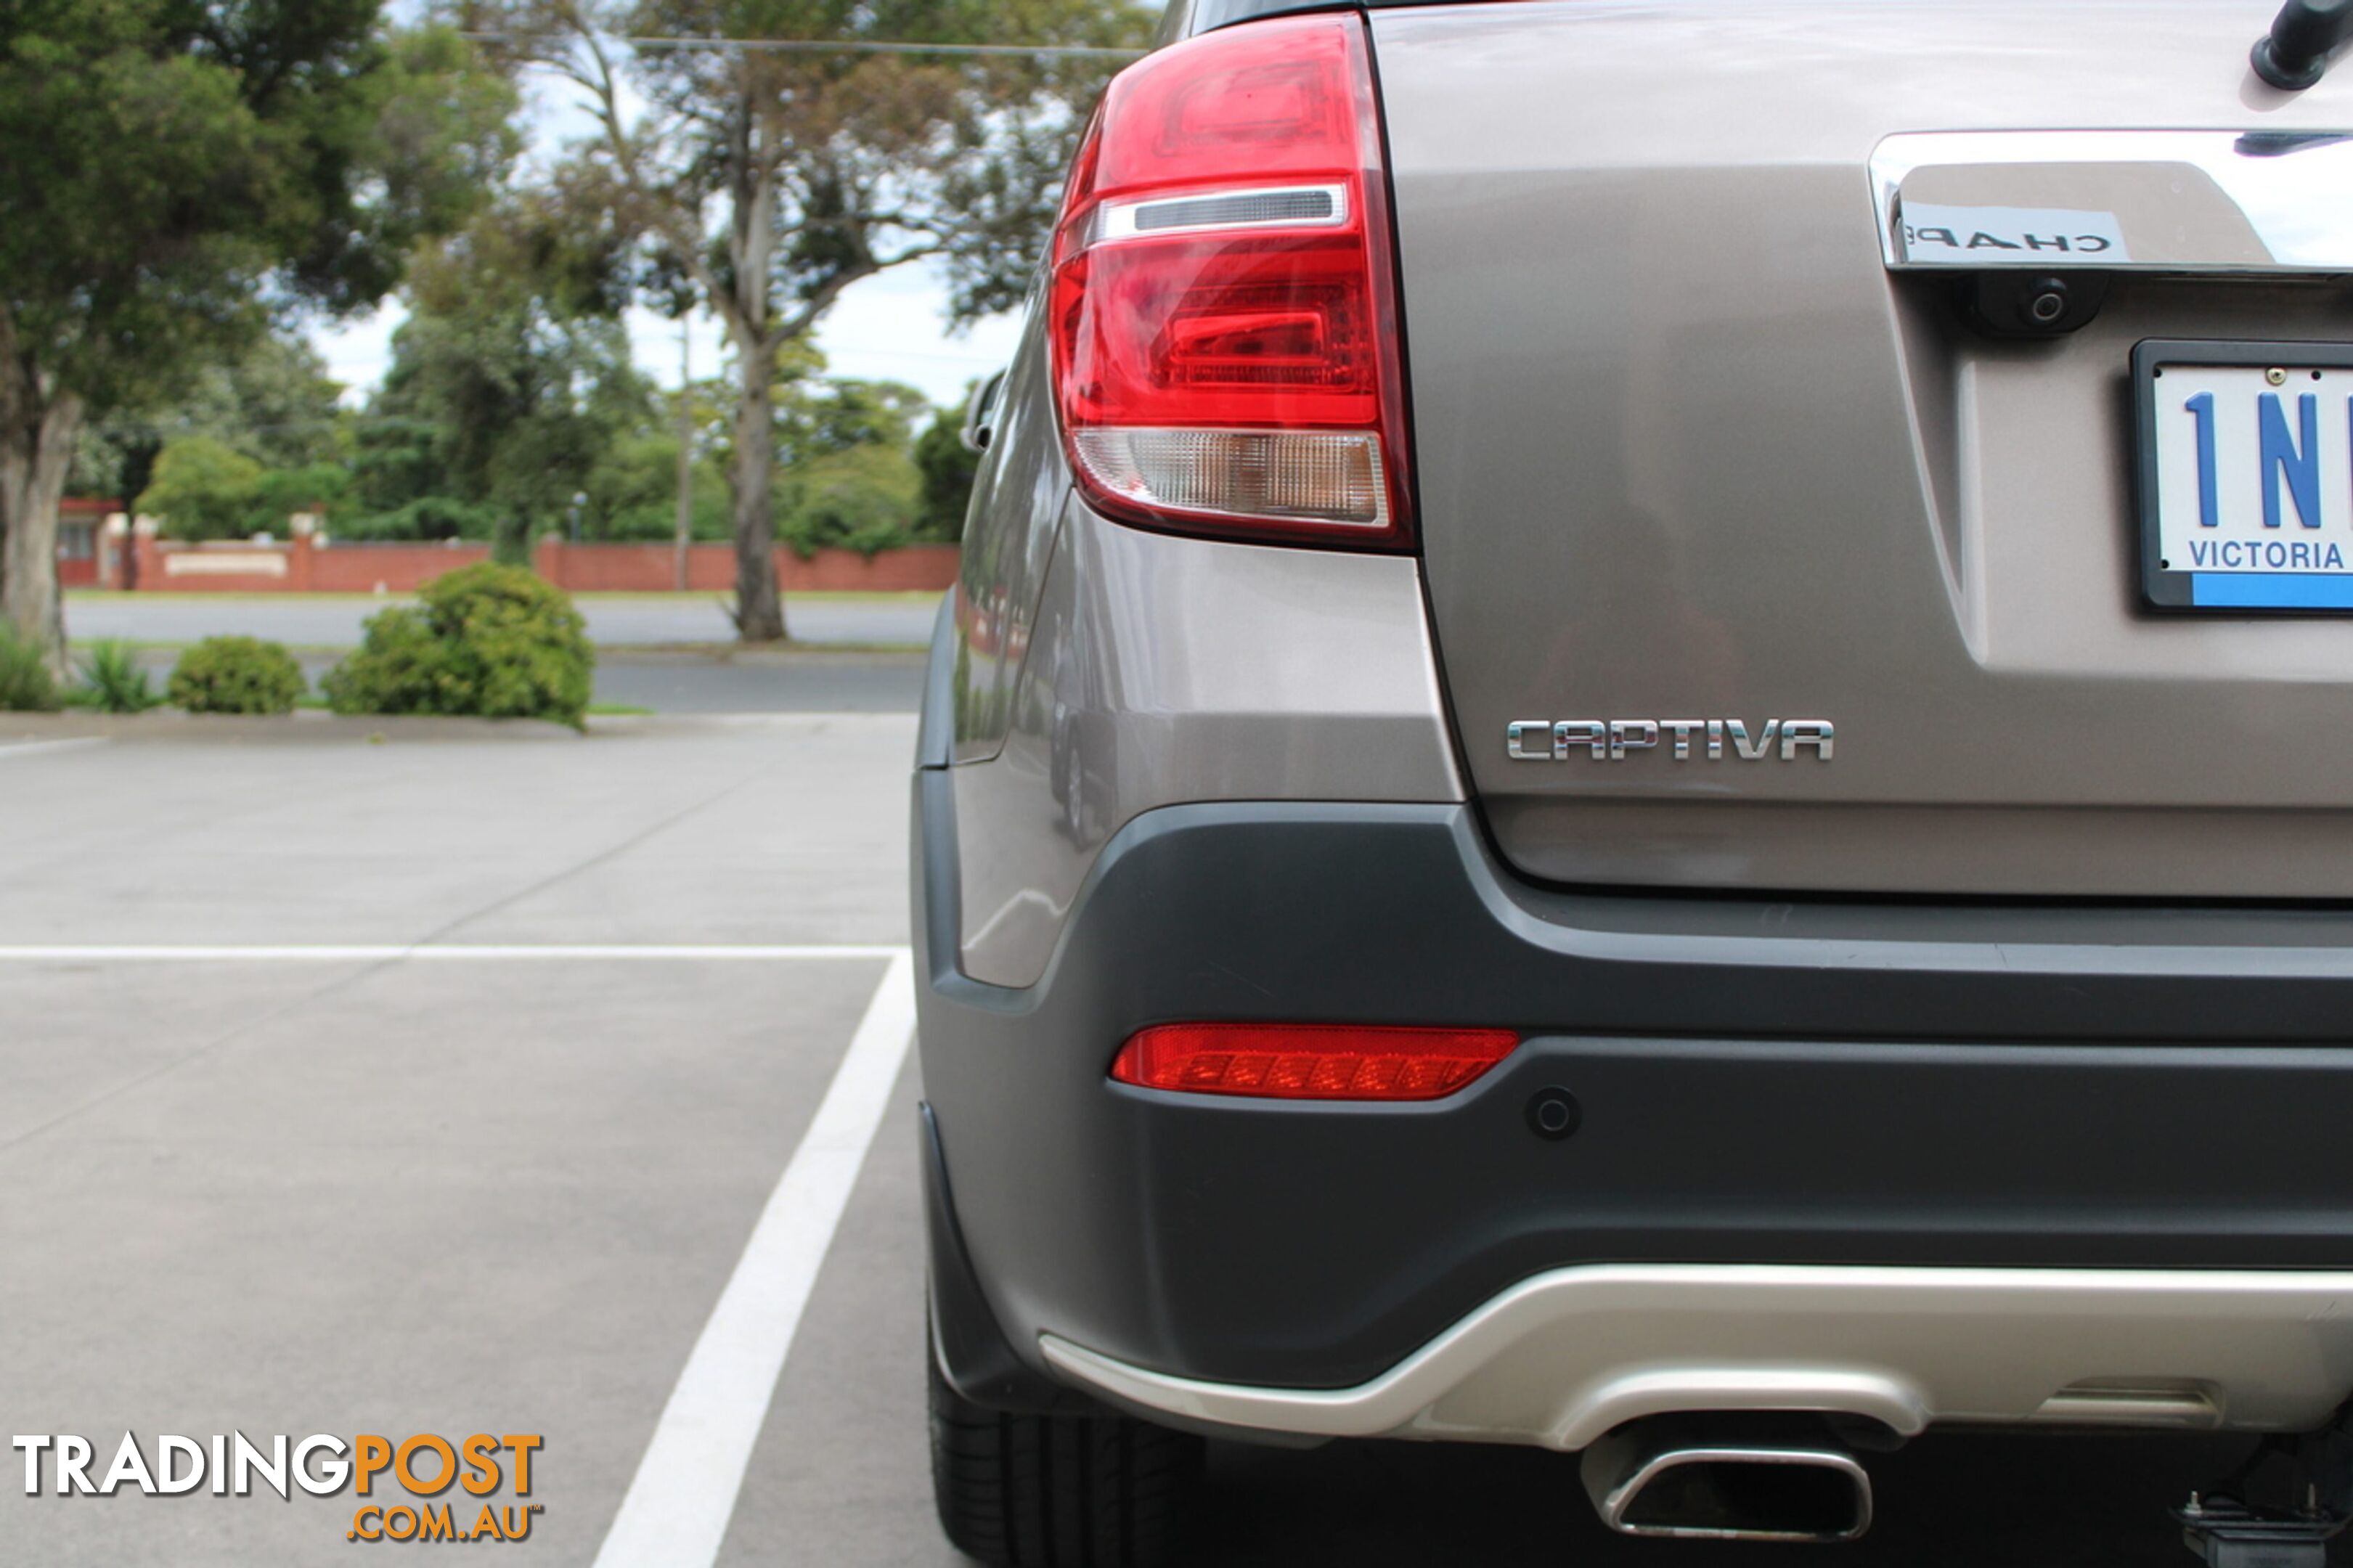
2135 340 2353 612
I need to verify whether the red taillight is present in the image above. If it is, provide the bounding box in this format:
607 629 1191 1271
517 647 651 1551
1110 1024 1517 1101
1049 15 1413 546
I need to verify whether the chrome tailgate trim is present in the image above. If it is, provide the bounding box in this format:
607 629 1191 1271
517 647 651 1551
1875 129 2353 272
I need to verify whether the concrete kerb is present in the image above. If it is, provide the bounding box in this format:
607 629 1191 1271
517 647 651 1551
0 710 924 746
0 711 587 745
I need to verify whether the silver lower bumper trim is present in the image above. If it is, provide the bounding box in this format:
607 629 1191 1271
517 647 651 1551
1039 1264 2353 1451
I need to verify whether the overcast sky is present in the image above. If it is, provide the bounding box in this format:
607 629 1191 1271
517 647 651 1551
310 30 1030 410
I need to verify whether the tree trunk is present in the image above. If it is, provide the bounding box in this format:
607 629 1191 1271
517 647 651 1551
116 436 162 593
718 92 786 645
0 338 81 674
728 349 785 642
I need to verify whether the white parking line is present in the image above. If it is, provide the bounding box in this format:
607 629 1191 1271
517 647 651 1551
593 947 918 1568
0 738 107 761
0 944 905 963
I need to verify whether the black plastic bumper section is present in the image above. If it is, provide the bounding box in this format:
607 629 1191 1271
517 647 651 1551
913 767 2353 1404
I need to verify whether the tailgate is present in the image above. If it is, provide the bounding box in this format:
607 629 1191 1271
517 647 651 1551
1374 0 2353 897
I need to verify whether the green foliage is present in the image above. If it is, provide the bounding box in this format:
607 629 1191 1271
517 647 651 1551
73 332 351 502
780 378 929 462
323 563 594 728
72 642 163 714
913 402 980 543
334 494 500 543
584 432 731 542
762 374 930 556
253 464 353 528
0 626 62 713
137 439 353 542
351 196 651 557
138 438 266 541
197 330 354 471
168 637 307 716
780 444 924 558
0 9 517 429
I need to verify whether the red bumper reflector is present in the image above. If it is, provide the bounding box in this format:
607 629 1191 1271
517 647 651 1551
1110 1024 1520 1102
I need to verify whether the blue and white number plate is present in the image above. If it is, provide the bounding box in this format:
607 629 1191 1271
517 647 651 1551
2136 340 2353 612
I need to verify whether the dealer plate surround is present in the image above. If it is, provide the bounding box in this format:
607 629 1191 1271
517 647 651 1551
2134 338 2353 612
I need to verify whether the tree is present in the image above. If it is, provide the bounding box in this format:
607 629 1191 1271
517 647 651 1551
780 376 926 462
770 373 926 554
134 436 354 542
76 330 351 568
584 431 732 542
489 0 1149 641
136 438 265 541
352 195 652 558
781 441 921 558
110 332 350 473
913 397 980 543
0 9 517 665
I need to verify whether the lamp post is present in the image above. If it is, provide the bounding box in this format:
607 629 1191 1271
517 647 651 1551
674 321 693 592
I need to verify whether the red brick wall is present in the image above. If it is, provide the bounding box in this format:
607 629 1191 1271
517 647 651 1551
534 539 960 593
533 540 733 592
778 545 961 592
306 542 491 592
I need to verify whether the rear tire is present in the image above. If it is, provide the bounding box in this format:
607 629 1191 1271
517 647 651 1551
929 1344 1204 1567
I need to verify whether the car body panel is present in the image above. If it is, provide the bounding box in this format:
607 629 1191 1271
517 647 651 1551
950 279 1066 765
1375 0 2353 895
952 495 1460 988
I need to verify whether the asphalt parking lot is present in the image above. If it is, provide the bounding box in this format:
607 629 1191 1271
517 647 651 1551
0 716 2276 1567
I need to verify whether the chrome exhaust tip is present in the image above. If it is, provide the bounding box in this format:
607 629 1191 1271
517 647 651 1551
1581 1423 1875 1543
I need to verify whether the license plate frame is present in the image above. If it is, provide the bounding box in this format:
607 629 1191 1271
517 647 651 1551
2134 338 2353 613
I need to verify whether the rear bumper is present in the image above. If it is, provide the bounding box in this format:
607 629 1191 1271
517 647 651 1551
1040 1263 2353 1447
913 776 2353 1430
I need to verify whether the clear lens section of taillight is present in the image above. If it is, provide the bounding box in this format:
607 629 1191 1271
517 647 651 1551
1048 15 1411 546
1071 428 1388 528
1110 1024 1518 1101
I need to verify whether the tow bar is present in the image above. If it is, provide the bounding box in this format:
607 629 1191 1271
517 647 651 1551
2177 1402 2353 1568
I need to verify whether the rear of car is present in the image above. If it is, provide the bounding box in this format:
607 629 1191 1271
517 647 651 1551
914 2 2353 1561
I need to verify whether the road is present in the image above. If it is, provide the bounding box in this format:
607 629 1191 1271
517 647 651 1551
67 592 944 650
0 719 2273 1567
582 652 927 713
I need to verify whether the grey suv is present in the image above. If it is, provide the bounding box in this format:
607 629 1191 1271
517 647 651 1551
913 1 2353 1561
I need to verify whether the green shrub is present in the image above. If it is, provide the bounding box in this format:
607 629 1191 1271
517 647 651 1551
71 640 163 713
0 624 61 712
168 637 306 715
322 563 593 729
